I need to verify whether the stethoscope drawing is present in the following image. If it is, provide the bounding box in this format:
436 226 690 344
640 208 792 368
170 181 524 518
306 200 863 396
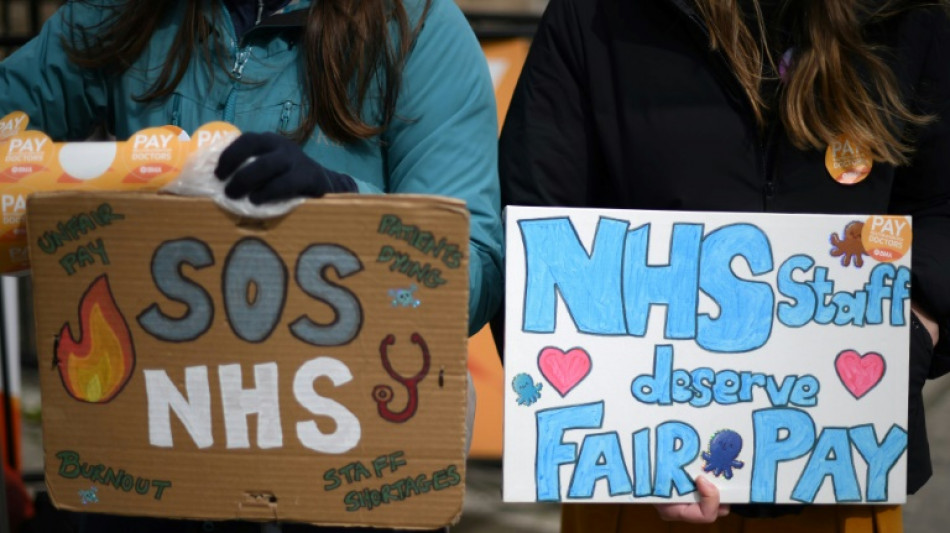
373 332 430 423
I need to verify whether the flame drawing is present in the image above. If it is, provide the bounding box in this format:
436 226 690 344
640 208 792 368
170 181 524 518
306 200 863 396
56 275 135 403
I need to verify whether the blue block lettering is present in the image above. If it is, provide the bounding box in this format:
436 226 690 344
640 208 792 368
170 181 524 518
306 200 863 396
809 268 836 324
712 370 740 405
631 345 673 405
688 368 714 407
751 408 816 503
831 291 867 326
654 421 700 498
536 402 604 501
632 429 653 497
791 428 860 503
568 433 633 498
776 255 816 327
623 223 702 338
890 267 911 326
863 264 895 325
788 376 820 407
697 224 774 352
850 424 907 502
521 218 627 334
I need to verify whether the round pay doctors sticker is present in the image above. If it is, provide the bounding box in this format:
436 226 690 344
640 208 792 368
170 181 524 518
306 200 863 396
861 215 911 262
826 134 872 185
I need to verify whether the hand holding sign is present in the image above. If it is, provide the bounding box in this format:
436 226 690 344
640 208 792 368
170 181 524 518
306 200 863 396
654 476 729 523
215 132 356 204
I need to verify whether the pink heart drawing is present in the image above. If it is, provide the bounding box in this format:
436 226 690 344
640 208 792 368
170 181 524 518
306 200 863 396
538 347 592 397
835 350 886 399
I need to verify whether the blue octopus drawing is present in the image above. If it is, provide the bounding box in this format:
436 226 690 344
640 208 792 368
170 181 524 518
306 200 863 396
512 373 543 406
701 430 745 479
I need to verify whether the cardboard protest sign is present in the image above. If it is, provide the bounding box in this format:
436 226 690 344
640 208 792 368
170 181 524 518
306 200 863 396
502 206 912 505
27 192 470 528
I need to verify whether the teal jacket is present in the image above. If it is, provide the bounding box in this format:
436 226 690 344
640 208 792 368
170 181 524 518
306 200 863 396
0 0 502 334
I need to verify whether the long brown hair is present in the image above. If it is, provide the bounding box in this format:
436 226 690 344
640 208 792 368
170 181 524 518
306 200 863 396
694 0 946 165
63 0 428 144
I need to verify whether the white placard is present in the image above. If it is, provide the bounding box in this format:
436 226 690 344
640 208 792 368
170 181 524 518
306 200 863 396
503 206 912 505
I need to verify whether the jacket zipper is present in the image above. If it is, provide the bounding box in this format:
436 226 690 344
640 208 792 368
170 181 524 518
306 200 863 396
170 94 182 127
223 41 250 123
231 46 252 79
219 0 248 124
279 101 293 132
219 0 303 124
761 121 778 210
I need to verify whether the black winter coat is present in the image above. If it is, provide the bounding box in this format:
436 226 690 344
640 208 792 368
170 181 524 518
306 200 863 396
499 0 950 498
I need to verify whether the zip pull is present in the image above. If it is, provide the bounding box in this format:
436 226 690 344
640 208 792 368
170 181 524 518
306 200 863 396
170 94 182 127
256 0 264 25
231 48 251 79
279 101 293 132
223 89 238 124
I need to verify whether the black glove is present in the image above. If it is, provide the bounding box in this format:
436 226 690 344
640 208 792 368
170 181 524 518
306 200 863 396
214 132 357 205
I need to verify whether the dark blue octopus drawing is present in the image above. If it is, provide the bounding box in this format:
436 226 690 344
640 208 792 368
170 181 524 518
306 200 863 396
512 373 543 406
701 430 745 480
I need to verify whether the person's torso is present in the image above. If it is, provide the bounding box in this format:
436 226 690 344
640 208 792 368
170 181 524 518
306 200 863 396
108 0 407 187
567 0 938 215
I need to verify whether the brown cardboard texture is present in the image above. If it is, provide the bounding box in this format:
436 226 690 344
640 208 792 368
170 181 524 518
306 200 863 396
27 191 470 529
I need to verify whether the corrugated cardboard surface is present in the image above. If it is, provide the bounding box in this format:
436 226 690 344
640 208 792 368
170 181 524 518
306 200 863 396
27 192 470 529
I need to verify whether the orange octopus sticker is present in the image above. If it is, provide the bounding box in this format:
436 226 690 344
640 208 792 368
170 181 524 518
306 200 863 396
825 135 872 185
830 221 869 268
860 215 912 263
